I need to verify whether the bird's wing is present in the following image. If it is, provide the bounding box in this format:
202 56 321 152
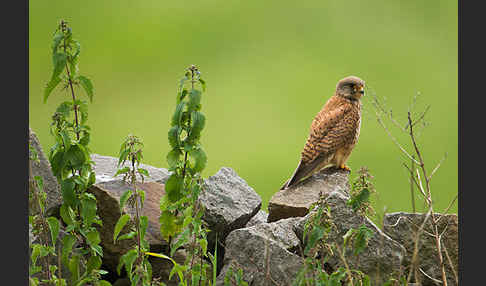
283 100 357 189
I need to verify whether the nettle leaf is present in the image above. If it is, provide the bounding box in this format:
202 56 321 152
189 147 207 173
171 102 186 127
166 149 182 169
164 174 183 202
117 231 136 241
187 89 202 112
46 217 60 247
81 195 97 226
187 111 206 143
85 230 101 246
60 204 75 225
159 210 180 241
44 76 62 103
52 32 64 53
65 144 87 168
114 166 130 178
347 188 370 212
61 234 77 267
119 190 133 211
87 255 102 274
68 254 81 282
137 168 149 178
78 75 94 102
199 78 206 92
61 178 76 207
52 52 67 80
304 226 325 255
168 126 180 149
118 149 130 167
140 215 148 241
117 249 138 277
353 225 374 256
114 214 131 243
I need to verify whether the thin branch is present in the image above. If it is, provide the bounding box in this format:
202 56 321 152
428 152 448 181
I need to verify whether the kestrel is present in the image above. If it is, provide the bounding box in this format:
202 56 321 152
281 76 365 190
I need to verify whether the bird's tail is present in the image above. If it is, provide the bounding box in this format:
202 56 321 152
280 160 305 190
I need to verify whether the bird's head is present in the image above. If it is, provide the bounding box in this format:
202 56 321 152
335 76 365 101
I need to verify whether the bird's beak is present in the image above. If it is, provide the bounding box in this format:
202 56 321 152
359 85 365 96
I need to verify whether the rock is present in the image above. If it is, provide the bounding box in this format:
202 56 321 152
245 210 268 228
29 128 62 215
91 153 171 184
268 168 349 222
383 212 458 286
199 167 262 248
294 191 406 285
217 217 303 285
88 180 169 274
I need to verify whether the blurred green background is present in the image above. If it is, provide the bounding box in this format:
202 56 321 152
29 0 457 217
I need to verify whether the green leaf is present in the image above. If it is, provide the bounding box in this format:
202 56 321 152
352 225 374 255
86 230 101 246
140 215 148 241
166 149 182 169
159 210 180 241
61 178 76 207
87 255 102 274
189 147 207 173
52 52 67 80
114 214 131 243
78 75 94 102
199 78 206 92
52 31 64 53
119 190 133 211
347 188 370 212
114 166 130 178
44 76 62 103
46 217 60 247
168 126 180 149
117 249 138 277
304 226 325 255
81 195 97 226
66 143 88 168
171 102 186 127
187 111 206 142
117 231 136 241
118 149 129 167
164 174 183 202
61 234 77 268
187 89 202 112
137 168 150 178
60 204 75 225
97 280 112 286
68 254 81 282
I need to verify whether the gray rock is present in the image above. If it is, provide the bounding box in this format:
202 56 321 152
29 128 62 215
91 153 171 184
383 212 458 286
246 210 268 228
217 217 304 286
199 167 262 245
268 168 349 222
294 191 406 285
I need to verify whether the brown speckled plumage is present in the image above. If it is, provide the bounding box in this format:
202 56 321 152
282 76 365 190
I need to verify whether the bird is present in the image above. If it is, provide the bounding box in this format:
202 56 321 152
281 76 365 190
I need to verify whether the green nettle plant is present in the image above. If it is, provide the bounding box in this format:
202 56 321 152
113 135 153 286
44 20 109 286
157 65 215 285
29 144 66 286
291 169 378 286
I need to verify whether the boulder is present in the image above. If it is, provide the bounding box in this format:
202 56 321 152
199 167 262 247
90 154 171 184
217 217 304 286
29 128 62 215
383 212 458 286
294 191 406 285
268 168 349 222
88 154 172 274
245 210 268 228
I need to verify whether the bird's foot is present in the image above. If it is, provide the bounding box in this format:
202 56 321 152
339 164 351 172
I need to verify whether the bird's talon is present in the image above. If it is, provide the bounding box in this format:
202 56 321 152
339 164 351 172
